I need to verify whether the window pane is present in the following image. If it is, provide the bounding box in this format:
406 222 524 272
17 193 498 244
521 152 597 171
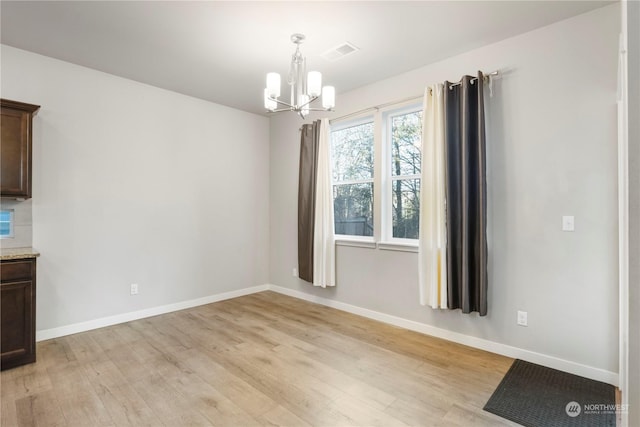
0 210 11 222
332 121 374 182
392 178 420 239
391 111 422 176
333 183 373 236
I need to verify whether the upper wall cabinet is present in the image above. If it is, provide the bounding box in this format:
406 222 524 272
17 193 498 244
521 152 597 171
1 99 40 199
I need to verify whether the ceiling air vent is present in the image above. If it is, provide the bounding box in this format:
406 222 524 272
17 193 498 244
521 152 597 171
320 42 359 62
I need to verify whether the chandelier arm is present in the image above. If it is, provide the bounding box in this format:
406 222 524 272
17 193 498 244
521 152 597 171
267 108 296 113
297 95 319 109
271 98 295 109
267 98 333 113
307 108 334 112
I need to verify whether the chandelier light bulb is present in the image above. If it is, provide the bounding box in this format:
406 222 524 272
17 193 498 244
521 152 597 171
264 89 277 111
266 72 281 99
307 71 322 97
322 86 335 109
300 94 310 117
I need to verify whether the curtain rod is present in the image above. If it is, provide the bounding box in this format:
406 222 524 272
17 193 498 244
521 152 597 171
447 70 499 88
298 69 501 128
327 94 423 125
325 69 500 125
299 94 423 130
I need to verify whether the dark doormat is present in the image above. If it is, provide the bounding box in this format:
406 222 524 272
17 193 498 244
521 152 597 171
483 359 616 427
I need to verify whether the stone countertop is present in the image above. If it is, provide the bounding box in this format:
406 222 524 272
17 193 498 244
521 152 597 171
0 247 40 260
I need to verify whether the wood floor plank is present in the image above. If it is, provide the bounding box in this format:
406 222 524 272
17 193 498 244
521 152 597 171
157 362 261 427
204 345 338 424
82 359 129 389
317 396 410 427
442 403 519 427
105 343 160 385
64 333 110 365
1 291 518 427
55 386 114 427
258 404 313 427
1 360 52 400
145 347 260 426
270 343 397 412
14 390 67 426
180 348 281 418
209 307 319 354
1 399 18 427
383 393 451 426
129 373 212 426
88 382 162 426
227 342 407 426
37 339 77 370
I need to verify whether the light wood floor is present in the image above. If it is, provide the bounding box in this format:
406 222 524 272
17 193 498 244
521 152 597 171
1 291 519 426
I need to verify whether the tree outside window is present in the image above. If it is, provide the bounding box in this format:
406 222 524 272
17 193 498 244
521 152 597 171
390 110 422 239
331 120 374 237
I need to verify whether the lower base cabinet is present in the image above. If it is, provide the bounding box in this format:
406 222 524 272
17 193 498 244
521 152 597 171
1 258 36 370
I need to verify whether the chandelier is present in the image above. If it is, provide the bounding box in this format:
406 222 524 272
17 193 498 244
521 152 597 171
264 34 335 119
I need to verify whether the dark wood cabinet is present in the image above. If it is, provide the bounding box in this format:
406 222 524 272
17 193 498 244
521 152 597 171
1 258 36 370
1 99 40 199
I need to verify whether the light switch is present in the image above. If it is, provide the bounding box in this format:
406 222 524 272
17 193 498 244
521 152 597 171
562 216 575 232
517 310 528 326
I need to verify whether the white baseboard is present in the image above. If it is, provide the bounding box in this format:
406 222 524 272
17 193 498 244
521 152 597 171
35 282 618 386
266 284 619 387
35 285 269 342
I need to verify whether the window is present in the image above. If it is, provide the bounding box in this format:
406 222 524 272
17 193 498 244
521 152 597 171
386 108 422 240
0 210 14 239
331 118 374 237
330 103 423 245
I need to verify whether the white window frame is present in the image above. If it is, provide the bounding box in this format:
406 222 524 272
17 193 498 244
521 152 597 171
331 114 376 243
329 101 423 251
381 102 422 246
0 209 15 239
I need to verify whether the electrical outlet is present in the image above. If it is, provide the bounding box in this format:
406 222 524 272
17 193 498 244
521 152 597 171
130 283 139 295
292 267 298 277
517 310 528 326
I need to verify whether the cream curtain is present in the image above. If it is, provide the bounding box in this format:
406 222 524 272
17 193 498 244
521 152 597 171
418 84 448 308
312 118 336 287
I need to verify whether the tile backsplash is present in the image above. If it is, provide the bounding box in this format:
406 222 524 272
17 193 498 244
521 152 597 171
0 199 32 249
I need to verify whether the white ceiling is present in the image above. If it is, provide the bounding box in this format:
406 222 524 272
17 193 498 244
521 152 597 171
1 1 613 115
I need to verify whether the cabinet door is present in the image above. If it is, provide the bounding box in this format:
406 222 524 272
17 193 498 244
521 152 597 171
0 107 31 198
0 280 35 370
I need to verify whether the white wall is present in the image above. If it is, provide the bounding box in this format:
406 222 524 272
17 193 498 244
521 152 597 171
270 5 620 380
625 0 640 422
1 45 270 332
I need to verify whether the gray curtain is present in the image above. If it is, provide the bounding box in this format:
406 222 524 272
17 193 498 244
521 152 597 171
298 121 321 283
444 71 488 316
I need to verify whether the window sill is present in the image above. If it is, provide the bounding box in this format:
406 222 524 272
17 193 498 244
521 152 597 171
335 238 377 249
334 238 418 252
377 242 419 253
